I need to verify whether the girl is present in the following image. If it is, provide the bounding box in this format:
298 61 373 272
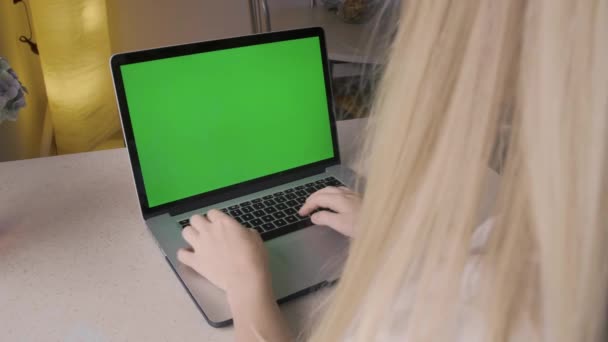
177 0 608 341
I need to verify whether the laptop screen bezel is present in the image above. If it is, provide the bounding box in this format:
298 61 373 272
110 27 341 219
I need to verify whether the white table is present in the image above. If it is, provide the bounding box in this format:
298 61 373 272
0 119 364 341
0 119 499 341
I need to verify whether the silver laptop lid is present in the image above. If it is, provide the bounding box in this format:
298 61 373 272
110 27 341 220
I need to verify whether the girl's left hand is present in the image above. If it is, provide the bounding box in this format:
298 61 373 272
177 209 271 299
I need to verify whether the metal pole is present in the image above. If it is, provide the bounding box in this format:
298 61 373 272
248 0 260 33
260 0 272 32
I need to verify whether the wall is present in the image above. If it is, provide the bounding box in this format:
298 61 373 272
267 0 311 10
105 0 253 54
0 1 48 162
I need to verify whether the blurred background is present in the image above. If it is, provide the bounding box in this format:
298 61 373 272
0 0 392 162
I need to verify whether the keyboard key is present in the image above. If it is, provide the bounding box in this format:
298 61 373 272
229 209 243 217
204 181 347 240
250 218 263 226
262 222 276 231
285 215 298 223
274 218 287 227
179 219 189 226
263 199 277 206
264 207 277 214
220 208 228 213
327 179 343 186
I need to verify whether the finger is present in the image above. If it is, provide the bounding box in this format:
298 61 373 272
299 192 334 215
206 208 230 223
311 210 342 230
181 226 199 247
299 193 347 216
177 248 196 267
189 214 210 231
312 186 343 195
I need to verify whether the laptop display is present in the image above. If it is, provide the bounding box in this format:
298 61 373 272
118 36 335 208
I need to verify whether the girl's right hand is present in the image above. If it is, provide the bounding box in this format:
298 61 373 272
298 186 362 238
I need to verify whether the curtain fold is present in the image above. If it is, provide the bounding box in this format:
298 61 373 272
0 1 47 161
30 0 123 154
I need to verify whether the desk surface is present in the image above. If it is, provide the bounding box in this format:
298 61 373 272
0 119 365 341
0 119 499 340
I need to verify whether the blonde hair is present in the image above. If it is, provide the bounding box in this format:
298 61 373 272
310 0 608 341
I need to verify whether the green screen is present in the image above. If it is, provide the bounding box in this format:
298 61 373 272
121 37 334 207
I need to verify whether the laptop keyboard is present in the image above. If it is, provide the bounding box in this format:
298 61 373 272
178 176 344 240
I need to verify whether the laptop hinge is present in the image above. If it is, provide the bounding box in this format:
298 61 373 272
167 164 329 217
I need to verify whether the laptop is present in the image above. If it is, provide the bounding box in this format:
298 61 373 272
110 27 353 327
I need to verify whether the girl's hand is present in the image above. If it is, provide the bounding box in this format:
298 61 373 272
178 210 293 341
298 186 362 238
177 209 271 299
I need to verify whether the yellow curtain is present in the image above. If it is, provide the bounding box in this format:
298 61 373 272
29 0 123 154
0 1 47 161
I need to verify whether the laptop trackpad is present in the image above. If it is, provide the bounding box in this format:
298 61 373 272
175 224 348 326
266 224 349 300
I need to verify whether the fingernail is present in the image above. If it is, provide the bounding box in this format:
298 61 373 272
311 213 317 223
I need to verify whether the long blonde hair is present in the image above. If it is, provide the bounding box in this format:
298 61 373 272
311 0 608 341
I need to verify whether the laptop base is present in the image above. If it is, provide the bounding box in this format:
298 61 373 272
146 167 353 326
